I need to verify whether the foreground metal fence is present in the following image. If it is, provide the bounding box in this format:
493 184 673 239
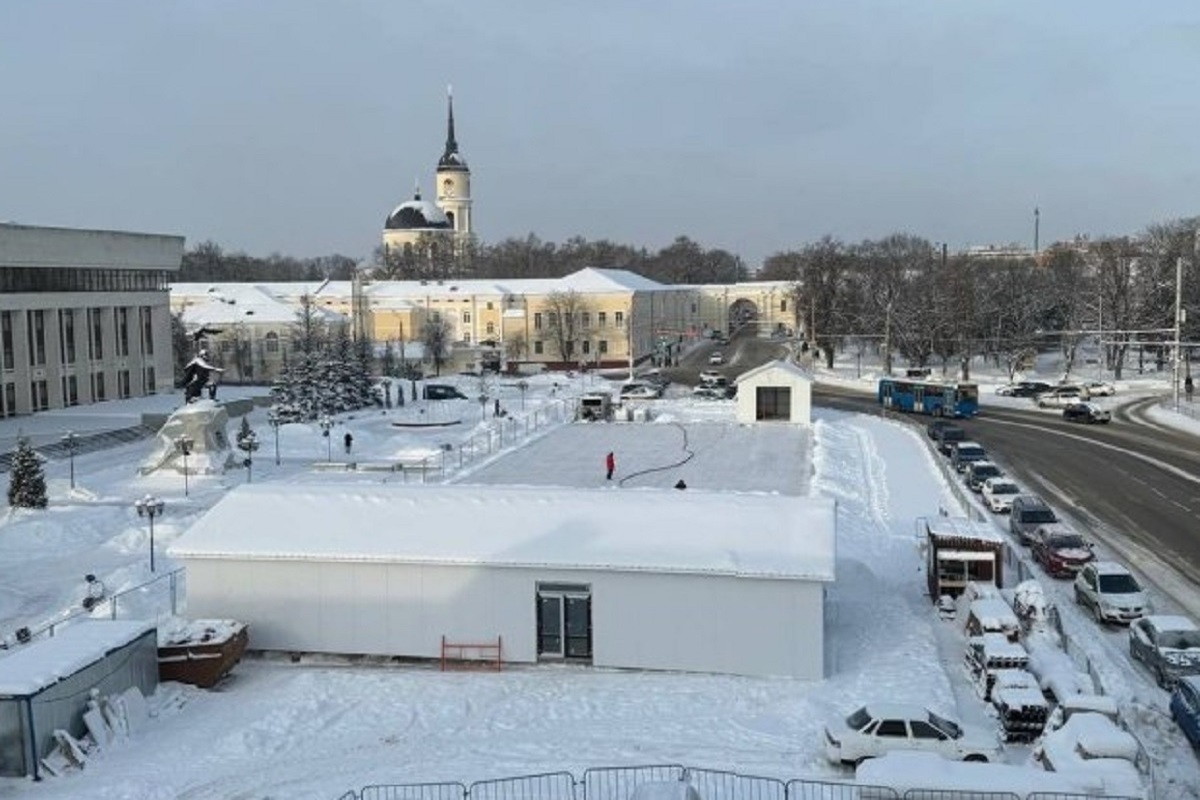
338 765 1142 800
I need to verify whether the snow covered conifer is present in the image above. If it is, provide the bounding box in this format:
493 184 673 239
7 438 48 509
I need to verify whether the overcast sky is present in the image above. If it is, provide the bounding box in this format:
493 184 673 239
3 1 1199 267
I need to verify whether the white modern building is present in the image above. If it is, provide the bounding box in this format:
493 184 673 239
734 359 813 425
170 484 837 679
0 223 184 416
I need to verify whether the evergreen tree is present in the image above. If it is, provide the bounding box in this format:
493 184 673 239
235 417 256 449
7 438 48 509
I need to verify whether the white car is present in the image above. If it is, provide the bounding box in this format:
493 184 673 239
1033 712 1145 800
981 478 1021 513
698 369 723 383
1080 380 1116 397
618 382 660 400
1037 387 1087 408
1074 562 1149 625
708 351 724 365
823 703 1000 766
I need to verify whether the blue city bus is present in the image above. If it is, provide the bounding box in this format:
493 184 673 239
878 377 979 418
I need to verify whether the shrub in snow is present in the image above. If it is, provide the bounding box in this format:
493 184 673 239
7 438 48 509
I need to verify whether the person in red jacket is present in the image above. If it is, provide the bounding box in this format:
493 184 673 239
605 451 615 481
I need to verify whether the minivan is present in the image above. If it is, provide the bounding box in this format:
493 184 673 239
1010 495 1058 545
951 442 987 473
935 424 966 456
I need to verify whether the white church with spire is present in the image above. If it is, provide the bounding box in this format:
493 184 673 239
381 89 473 255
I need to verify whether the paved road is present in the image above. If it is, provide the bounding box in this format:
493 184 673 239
814 384 1200 615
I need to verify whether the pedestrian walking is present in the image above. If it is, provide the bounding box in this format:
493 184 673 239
343 431 354 454
1186 375 1194 402
605 451 615 481
494 398 501 418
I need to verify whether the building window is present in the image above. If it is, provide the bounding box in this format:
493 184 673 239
2 383 14 417
1 312 13 371
534 340 543 355
92 371 106 401
118 369 131 399
27 310 47 366
265 332 279 353
485 322 495 335
61 309 77 364
486 301 493 310
599 340 608 354
219 340 232 353
30 379 49 411
140 306 153 355
581 312 591 329
780 299 787 313
89 308 104 360
582 340 591 355
756 386 792 421
463 333 471 344
534 312 543 331
144 366 156 395
463 311 471 323
598 312 607 327
62 375 79 406
563 341 574 357
615 311 625 327
114 308 130 357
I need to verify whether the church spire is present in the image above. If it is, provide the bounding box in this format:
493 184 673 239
438 85 468 171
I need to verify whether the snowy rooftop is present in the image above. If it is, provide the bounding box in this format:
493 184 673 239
0 620 155 697
170 484 837 580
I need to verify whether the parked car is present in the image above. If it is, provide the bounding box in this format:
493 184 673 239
1080 380 1116 397
1037 387 1086 408
1074 562 1149 624
422 383 468 401
1170 675 1200 750
965 461 1003 492
699 369 723 383
935 424 967 456
951 441 988 473
1032 712 1145 800
691 384 727 400
1031 524 1095 578
927 419 952 440
1010 495 1059 545
1128 615 1200 689
823 703 1000 766
708 351 725 365
981 478 1022 513
1063 402 1111 424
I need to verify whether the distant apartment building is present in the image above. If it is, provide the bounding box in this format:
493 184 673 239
0 223 184 417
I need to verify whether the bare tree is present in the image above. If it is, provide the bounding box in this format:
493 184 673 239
421 316 453 376
543 290 590 362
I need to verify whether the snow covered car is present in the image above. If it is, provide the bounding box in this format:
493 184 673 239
1128 615 1200 688
964 461 1003 492
691 384 726 400
1074 561 1149 624
1032 712 1146 800
823 703 1000 766
1031 524 1094 578
1062 402 1111 424
981 478 1021 513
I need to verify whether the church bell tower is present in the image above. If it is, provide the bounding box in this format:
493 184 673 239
435 86 472 237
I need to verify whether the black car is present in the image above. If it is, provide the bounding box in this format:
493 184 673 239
936 424 966 455
927 419 950 440
1004 381 1052 398
1063 402 1111 424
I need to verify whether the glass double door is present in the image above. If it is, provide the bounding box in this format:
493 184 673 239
537 584 592 660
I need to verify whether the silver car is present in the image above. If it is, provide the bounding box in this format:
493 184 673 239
1129 615 1200 688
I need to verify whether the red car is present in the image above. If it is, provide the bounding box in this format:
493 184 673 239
1031 524 1095 578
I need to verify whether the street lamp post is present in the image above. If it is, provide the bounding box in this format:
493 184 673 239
238 431 260 483
517 380 528 411
175 435 194 497
61 432 78 490
134 495 165 573
318 415 334 461
267 410 281 466
478 394 488 423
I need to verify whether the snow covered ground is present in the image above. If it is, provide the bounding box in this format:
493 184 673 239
0 362 1198 799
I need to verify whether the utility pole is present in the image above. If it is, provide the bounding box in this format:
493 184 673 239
1174 255 1183 410
1034 207 1040 255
